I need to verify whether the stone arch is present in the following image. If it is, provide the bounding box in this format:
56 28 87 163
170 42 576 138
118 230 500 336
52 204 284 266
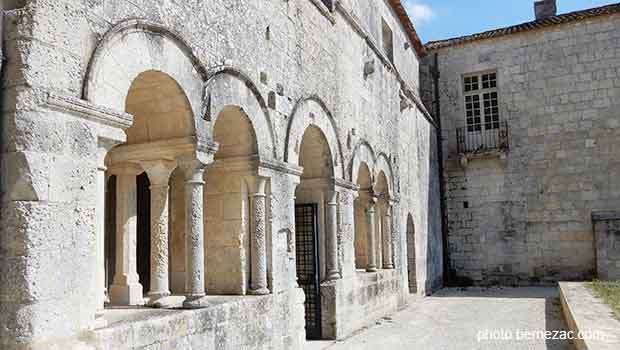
83 18 208 140
374 153 394 196
205 68 276 160
350 140 377 185
285 96 345 179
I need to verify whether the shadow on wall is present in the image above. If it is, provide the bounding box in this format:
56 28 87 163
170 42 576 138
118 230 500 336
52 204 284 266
424 126 443 293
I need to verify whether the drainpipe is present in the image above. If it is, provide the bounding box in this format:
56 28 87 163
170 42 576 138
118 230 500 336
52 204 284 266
431 52 451 287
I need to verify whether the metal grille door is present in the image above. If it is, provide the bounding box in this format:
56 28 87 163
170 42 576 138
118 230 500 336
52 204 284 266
295 204 322 340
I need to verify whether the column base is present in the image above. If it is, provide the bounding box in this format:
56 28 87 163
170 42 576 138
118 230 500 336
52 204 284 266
92 313 108 329
383 264 394 269
325 271 341 281
248 287 270 295
147 291 171 307
109 283 144 306
182 295 209 309
366 266 378 272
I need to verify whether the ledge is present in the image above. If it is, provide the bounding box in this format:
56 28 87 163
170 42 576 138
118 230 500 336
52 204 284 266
592 211 620 222
559 282 620 350
44 92 133 130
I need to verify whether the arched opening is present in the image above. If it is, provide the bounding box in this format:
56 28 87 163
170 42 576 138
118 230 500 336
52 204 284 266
204 106 262 295
375 171 392 270
407 214 417 293
104 70 196 307
354 163 372 270
294 125 335 340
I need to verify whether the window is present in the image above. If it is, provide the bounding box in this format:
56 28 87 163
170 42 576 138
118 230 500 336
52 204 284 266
463 72 499 132
382 19 394 63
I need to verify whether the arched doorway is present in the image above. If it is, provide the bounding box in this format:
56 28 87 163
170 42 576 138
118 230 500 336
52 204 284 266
294 125 334 340
105 70 196 306
354 163 373 271
204 106 264 295
407 214 417 293
375 171 393 270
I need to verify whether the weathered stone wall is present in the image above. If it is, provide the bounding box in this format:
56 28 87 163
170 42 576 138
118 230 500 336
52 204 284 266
0 0 442 349
427 12 620 285
592 212 620 281
86 289 306 350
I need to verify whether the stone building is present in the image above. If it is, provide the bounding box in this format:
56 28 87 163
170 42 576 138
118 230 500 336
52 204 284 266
424 1 620 286
0 1 443 349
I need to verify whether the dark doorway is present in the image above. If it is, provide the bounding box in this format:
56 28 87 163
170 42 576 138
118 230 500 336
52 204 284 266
137 172 151 294
407 214 417 293
105 175 117 294
295 204 322 340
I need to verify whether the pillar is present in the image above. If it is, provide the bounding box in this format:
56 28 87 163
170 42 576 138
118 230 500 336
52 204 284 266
180 159 208 309
109 164 144 305
325 190 340 280
366 198 378 272
141 160 176 304
94 143 113 326
382 205 394 269
249 177 270 295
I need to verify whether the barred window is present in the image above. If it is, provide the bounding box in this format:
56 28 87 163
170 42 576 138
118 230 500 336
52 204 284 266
463 72 499 131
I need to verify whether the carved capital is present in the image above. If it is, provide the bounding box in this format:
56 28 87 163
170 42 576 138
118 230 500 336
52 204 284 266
140 160 177 186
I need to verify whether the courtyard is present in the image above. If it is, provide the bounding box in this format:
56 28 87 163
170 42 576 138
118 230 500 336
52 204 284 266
308 287 573 350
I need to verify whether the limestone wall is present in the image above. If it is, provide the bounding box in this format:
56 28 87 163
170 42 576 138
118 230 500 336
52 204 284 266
427 12 620 285
0 0 443 349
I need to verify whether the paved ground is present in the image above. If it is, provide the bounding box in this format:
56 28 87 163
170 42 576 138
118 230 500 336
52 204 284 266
307 287 574 350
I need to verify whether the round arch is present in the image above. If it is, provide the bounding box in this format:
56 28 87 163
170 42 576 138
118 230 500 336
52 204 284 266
83 19 208 140
284 96 345 179
350 140 377 186
374 153 395 195
204 68 276 160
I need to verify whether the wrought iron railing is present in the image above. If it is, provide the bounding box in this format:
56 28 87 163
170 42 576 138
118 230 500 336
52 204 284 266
456 121 509 154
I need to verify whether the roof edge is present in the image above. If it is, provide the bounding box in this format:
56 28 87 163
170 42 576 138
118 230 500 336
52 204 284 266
425 2 620 51
388 0 426 56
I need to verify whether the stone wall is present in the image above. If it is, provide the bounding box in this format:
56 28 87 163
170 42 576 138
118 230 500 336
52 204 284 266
426 12 620 285
86 290 306 350
592 211 620 281
0 0 443 349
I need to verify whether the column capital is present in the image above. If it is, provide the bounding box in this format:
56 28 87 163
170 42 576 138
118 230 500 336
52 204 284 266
367 197 377 212
140 160 177 186
177 157 206 182
107 162 143 176
326 190 338 205
246 176 268 196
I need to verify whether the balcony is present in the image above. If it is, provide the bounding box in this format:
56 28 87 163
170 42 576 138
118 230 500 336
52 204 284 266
456 121 509 155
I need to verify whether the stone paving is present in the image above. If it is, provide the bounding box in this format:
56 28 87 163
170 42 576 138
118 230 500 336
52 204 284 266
307 287 574 350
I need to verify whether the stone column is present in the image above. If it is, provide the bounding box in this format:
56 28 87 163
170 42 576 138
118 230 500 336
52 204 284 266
249 177 270 295
325 190 340 281
382 205 394 269
180 159 208 309
366 198 378 272
109 164 144 305
141 160 176 305
94 143 113 326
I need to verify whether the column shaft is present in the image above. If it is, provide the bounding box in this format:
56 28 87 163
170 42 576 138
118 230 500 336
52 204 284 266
182 160 208 308
366 200 378 272
141 160 176 305
382 207 394 269
109 172 144 305
325 191 340 280
149 183 171 299
95 161 107 321
249 177 269 294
